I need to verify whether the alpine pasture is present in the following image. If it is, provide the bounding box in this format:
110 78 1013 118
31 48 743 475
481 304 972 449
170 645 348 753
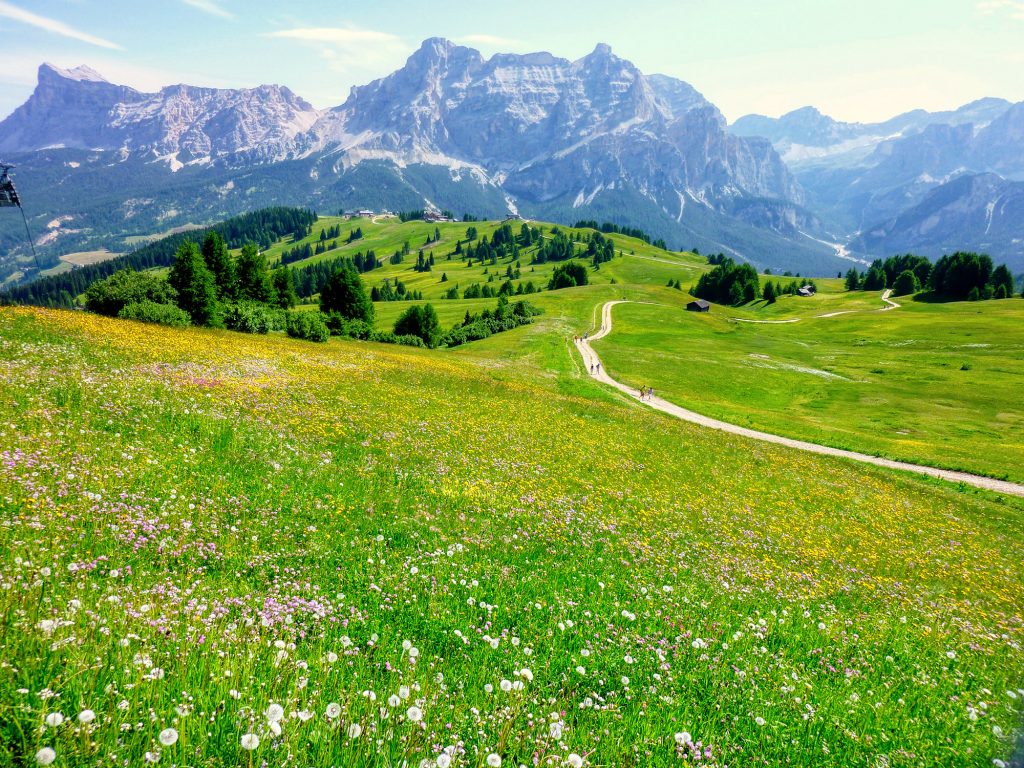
1 218 1023 768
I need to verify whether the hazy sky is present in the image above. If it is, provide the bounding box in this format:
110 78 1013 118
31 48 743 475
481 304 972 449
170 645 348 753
1 0 1022 123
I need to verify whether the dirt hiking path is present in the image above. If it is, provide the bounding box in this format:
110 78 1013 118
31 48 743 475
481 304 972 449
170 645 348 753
576 300 1024 498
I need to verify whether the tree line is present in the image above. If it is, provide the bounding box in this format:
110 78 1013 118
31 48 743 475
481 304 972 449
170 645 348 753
1 207 317 308
844 252 1020 300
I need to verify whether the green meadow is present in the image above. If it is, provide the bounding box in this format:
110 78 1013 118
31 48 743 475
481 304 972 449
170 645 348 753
2 216 1023 766
594 285 1024 482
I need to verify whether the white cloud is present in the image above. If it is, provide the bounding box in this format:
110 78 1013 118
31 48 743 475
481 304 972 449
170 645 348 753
181 0 233 20
977 0 1024 20
0 0 122 49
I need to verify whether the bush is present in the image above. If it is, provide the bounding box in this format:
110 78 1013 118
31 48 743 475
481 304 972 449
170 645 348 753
368 330 424 347
393 303 442 347
85 269 177 317
324 314 373 339
223 302 280 334
117 300 191 328
891 270 920 296
286 312 329 342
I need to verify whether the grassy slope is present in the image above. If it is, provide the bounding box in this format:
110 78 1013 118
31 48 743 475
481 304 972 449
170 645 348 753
593 285 1024 482
260 217 1024 482
1 307 1022 767
259 216 704 303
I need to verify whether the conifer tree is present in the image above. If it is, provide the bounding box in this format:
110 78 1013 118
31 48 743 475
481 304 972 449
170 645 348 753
236 244 275 303
272 267 297 309
201 231 236 300
320 265 374 322
168 241 219 327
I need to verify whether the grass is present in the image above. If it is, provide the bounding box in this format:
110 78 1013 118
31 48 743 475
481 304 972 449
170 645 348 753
593 285 1024 482
1 306 1022 768
256 216 705 303
59 249 122 267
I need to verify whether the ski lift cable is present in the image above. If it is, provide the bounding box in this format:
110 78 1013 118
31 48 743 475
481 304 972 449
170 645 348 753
0 162 42 272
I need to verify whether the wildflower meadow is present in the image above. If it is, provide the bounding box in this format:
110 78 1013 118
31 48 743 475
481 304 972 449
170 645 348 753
1 307 1022 766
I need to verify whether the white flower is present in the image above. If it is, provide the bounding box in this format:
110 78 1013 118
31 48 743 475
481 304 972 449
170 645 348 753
675 731 692 746
993 725 1004 738
549 721 564 739
575 666 586 675
44 712 64 727
399 685 411 700
158 727 178 746
500 679 512 692
484 683 494 694
326 652 339 663
340 636 352 648
402 640 412 651
437 754 452 768
486 753 502 767
567 754 583 768
35 748 56 766
519 668 533 682
994 760 1007 768
144 751 160 763
240 733 260 750
621 676 630 686
388 695 401 707
409 647 419 658
348 722 362 738
78 709 95 724
406 706 423 722
755 716 766 727
265 703 284 723
269 720 282 736
946 650 956 660
326 702 341 720
817 622 826 630
296 709 313 722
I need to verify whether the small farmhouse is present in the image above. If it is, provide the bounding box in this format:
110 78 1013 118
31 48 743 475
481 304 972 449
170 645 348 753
687 299 710 312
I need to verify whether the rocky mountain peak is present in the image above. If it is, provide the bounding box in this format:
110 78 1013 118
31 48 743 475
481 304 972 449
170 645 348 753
39 63 110 84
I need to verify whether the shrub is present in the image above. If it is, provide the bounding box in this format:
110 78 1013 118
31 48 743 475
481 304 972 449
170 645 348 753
891 270 920 296
117 300 191 328
286 312 329 342
368 330 424 347
393 304 442 347
85 269 177 317
324 314 373 339
223 302 280 334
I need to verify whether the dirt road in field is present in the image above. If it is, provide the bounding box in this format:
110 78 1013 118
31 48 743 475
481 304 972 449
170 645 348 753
576 300 1024 498
733 289 901 323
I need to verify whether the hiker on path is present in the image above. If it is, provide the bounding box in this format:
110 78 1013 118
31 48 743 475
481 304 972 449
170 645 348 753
596 363 601 374
648 386 654 400
590 364 595 374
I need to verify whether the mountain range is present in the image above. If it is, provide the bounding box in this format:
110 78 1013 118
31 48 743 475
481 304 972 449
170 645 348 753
732 100 1024 270
1 39 1022 281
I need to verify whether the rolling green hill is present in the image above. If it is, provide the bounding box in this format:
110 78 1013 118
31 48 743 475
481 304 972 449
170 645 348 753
2 211 1023 765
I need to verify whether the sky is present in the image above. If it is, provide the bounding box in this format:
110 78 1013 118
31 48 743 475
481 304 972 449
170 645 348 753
0 0 1022 124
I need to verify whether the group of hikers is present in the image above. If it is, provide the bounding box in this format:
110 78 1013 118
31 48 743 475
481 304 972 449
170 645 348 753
573 332 653 399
